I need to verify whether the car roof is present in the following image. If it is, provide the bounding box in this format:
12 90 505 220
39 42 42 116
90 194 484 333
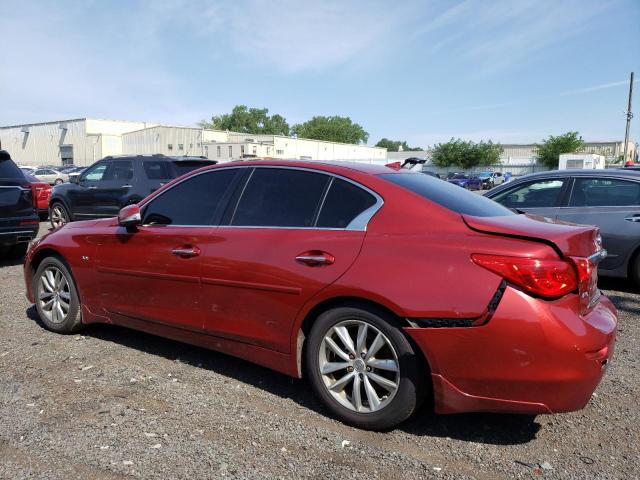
505 168 640 181
215 159 397 176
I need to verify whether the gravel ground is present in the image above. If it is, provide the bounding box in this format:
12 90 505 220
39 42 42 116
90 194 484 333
0 222 638 479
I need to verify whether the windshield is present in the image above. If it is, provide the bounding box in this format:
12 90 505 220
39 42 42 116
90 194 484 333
478 172 491 178
380 173 514 217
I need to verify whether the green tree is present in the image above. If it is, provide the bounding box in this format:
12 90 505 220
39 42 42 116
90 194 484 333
431 138 503 169
291 116 369 144
375 138 422 152
199 105 290 135
535 132 584 169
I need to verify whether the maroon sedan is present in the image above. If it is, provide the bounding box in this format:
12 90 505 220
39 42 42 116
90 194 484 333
24 161 617 430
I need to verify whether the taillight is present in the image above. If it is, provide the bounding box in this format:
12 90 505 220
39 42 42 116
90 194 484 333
570 256 600 314
471 254 577 298
24 183 38 209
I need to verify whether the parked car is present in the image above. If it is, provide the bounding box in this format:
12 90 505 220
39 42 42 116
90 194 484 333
447 173 482 190
24 173 52 220
19 166 36 175
478 171 504 189
25 161 616 430
485 169 640 285
32 167 68 185
0 150 39 258
66 166 86 183
48 154 217 228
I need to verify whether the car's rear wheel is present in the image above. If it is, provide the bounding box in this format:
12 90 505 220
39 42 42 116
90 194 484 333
305 306 425 430
33 257 83 333
50 202 70 229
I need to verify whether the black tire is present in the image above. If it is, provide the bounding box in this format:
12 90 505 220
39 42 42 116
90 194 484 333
305 306 426 430
33 256 83 334
49 202 70 229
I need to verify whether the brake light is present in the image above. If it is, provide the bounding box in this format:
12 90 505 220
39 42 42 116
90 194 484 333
24 183 38 209
471 254 577 298
570 256 599 314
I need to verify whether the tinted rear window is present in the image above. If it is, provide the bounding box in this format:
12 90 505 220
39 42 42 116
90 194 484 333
317 178 376 228
380 173 514 217
231 168 329 227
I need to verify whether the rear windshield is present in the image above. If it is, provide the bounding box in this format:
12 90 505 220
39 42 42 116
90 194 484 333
380 173 514 217
0 154 25 180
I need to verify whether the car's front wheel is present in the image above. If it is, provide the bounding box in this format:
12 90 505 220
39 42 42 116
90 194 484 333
33 256 83 333
305 306 426 430
50 202 70 229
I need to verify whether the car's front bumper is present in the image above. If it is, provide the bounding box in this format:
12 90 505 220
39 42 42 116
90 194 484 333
405 286 617 414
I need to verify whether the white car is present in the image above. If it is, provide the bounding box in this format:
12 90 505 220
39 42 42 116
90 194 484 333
32 167 68 185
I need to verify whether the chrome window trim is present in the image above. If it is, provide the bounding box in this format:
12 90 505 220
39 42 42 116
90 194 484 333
140 164 384 232
0 185 30 191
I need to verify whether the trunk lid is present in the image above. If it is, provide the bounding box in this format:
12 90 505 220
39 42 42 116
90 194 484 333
463 213 605 314
463 213 601 257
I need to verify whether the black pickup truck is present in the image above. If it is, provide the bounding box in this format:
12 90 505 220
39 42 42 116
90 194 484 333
0 150 39 258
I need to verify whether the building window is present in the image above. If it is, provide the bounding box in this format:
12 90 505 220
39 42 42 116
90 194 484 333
276 149 284 155
168 144 173 151
241 145 245 155
217 146 221 157
252 146 257 154
189 143 193 149
178 144 184 150
228 146 233 157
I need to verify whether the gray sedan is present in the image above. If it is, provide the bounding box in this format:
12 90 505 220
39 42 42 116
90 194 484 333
484 169 640 286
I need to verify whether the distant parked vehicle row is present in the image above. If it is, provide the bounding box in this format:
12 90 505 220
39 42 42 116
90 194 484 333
446 173 482 190
485 169 640 285
49 154 217 228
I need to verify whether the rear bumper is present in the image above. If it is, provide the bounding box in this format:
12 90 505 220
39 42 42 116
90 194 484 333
0 225 39 246
405 286 617 415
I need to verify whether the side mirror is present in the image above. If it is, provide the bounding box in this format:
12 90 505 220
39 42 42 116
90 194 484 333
118 204 142 229
70 175 79 184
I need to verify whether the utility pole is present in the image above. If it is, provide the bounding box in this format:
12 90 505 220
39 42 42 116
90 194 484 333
623 72 634 164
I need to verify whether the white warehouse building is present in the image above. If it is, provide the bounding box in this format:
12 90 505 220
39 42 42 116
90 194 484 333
0 118 387 167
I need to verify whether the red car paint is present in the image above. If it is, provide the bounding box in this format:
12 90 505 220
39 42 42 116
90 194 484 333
25 176 52 214
23 160 617 416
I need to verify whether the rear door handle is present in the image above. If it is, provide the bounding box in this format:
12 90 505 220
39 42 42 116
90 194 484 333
624 215 640 222
295 251 335 266
172 245 201 258
87 186 97 189
121 185 132 188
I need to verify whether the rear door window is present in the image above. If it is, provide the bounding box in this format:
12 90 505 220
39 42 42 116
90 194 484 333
143 161 173 180
231 168 329 227
317 178 377 228
569 177 640 207
491 179 566 208
103 160 134 181
143 169 238 226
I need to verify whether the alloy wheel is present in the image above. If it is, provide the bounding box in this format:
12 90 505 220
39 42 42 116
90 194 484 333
50 204 68 228
37 266 71 324
318 320 400 413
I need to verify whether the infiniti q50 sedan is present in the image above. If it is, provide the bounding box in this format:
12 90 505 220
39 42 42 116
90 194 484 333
24 160 617 430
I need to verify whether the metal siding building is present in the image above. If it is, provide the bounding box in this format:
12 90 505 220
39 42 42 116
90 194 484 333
0 118 156 166
1 118 386 166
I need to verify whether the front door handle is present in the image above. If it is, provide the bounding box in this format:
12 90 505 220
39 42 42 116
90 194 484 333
121 184 132 188
172 245 201 258
295 250 335 266
624 215 640 222
87 186 97 189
